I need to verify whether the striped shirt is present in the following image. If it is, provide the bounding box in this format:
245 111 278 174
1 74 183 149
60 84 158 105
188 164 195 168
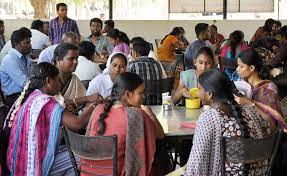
128 56 162 105
49 17 80 44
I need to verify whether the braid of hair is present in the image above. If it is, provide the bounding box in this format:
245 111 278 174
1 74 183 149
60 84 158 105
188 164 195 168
97 98 116 135
229 99 249 138
97 85 120 135
227 97 251 176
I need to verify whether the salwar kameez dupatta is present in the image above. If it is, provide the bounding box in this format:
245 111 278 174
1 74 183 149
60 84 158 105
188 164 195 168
7 90 64 176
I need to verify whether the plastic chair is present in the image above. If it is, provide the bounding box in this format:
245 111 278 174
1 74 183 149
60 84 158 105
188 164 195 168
62 127 118 176
220 129 282 176
143 76 175 105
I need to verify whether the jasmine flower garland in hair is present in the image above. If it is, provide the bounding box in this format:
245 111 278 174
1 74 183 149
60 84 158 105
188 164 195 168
8 80 31 128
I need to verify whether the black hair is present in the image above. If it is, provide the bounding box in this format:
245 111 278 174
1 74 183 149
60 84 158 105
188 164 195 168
107 29 130 45
56 3 67 11
195 46 215 66
11 27 32 48
90 18 103 28
0 20 4 26
238 48 269 79
53 43 79 64
275 20 282 27
130 37 145 44
21 63 59 105
263 18 276 33
104 20 115 28
132 41 150 57
280 25 287 39
79 41 95 61
161 27 183 44
43 21 49 25
31 20 44 31
110 53 128 66
195 23 209 38
97 72 144 135
229 30 244 58
199 68 249 138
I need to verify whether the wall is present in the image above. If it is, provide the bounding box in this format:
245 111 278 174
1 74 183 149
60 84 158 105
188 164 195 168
2 19 287 47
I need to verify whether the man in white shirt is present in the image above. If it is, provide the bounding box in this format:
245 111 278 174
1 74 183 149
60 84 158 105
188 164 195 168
74 41 102 82
30 20 51 50
0 21 51 62
37 31 79 64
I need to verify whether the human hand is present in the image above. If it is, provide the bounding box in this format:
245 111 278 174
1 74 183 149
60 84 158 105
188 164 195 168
181 88 191 98
87 93 104 104
233 94 253 105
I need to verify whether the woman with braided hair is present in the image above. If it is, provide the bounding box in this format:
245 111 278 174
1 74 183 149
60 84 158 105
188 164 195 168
184 68 272 176
84 72 164 176
5 62 100 176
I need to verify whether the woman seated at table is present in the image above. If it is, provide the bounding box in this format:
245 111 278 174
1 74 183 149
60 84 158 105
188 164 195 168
172 47 215 104
6 63 100 175
54 43 102 112
157 27 184 74
220 30 248 80
107 29 130 56
184 68 272 176
234 48 287 131
84 72 164 175
86 52 128 99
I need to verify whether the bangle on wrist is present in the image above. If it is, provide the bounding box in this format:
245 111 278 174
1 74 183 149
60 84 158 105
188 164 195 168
73 98 78 107
90 104 97 109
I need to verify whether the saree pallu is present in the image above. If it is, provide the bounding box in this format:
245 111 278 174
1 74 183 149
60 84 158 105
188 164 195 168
7 90 64 176
61 74 86 100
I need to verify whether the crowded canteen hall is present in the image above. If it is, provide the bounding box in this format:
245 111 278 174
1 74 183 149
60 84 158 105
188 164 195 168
1 0 287 175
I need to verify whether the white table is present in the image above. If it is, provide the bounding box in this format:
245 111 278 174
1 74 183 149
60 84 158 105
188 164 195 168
151 105 201 137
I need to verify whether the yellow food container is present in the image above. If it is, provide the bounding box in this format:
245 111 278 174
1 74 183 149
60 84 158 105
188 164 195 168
186 98 201 109
188 88 199 98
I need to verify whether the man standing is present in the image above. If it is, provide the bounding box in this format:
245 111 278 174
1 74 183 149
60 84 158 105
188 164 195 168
0 20 5 51
49 3 80 44
185 23 213 69
86 18 113 55
0 28 32 108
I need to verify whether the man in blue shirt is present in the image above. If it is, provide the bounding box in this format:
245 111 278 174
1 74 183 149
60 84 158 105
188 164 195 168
185 23 214 69
0 27 32 108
